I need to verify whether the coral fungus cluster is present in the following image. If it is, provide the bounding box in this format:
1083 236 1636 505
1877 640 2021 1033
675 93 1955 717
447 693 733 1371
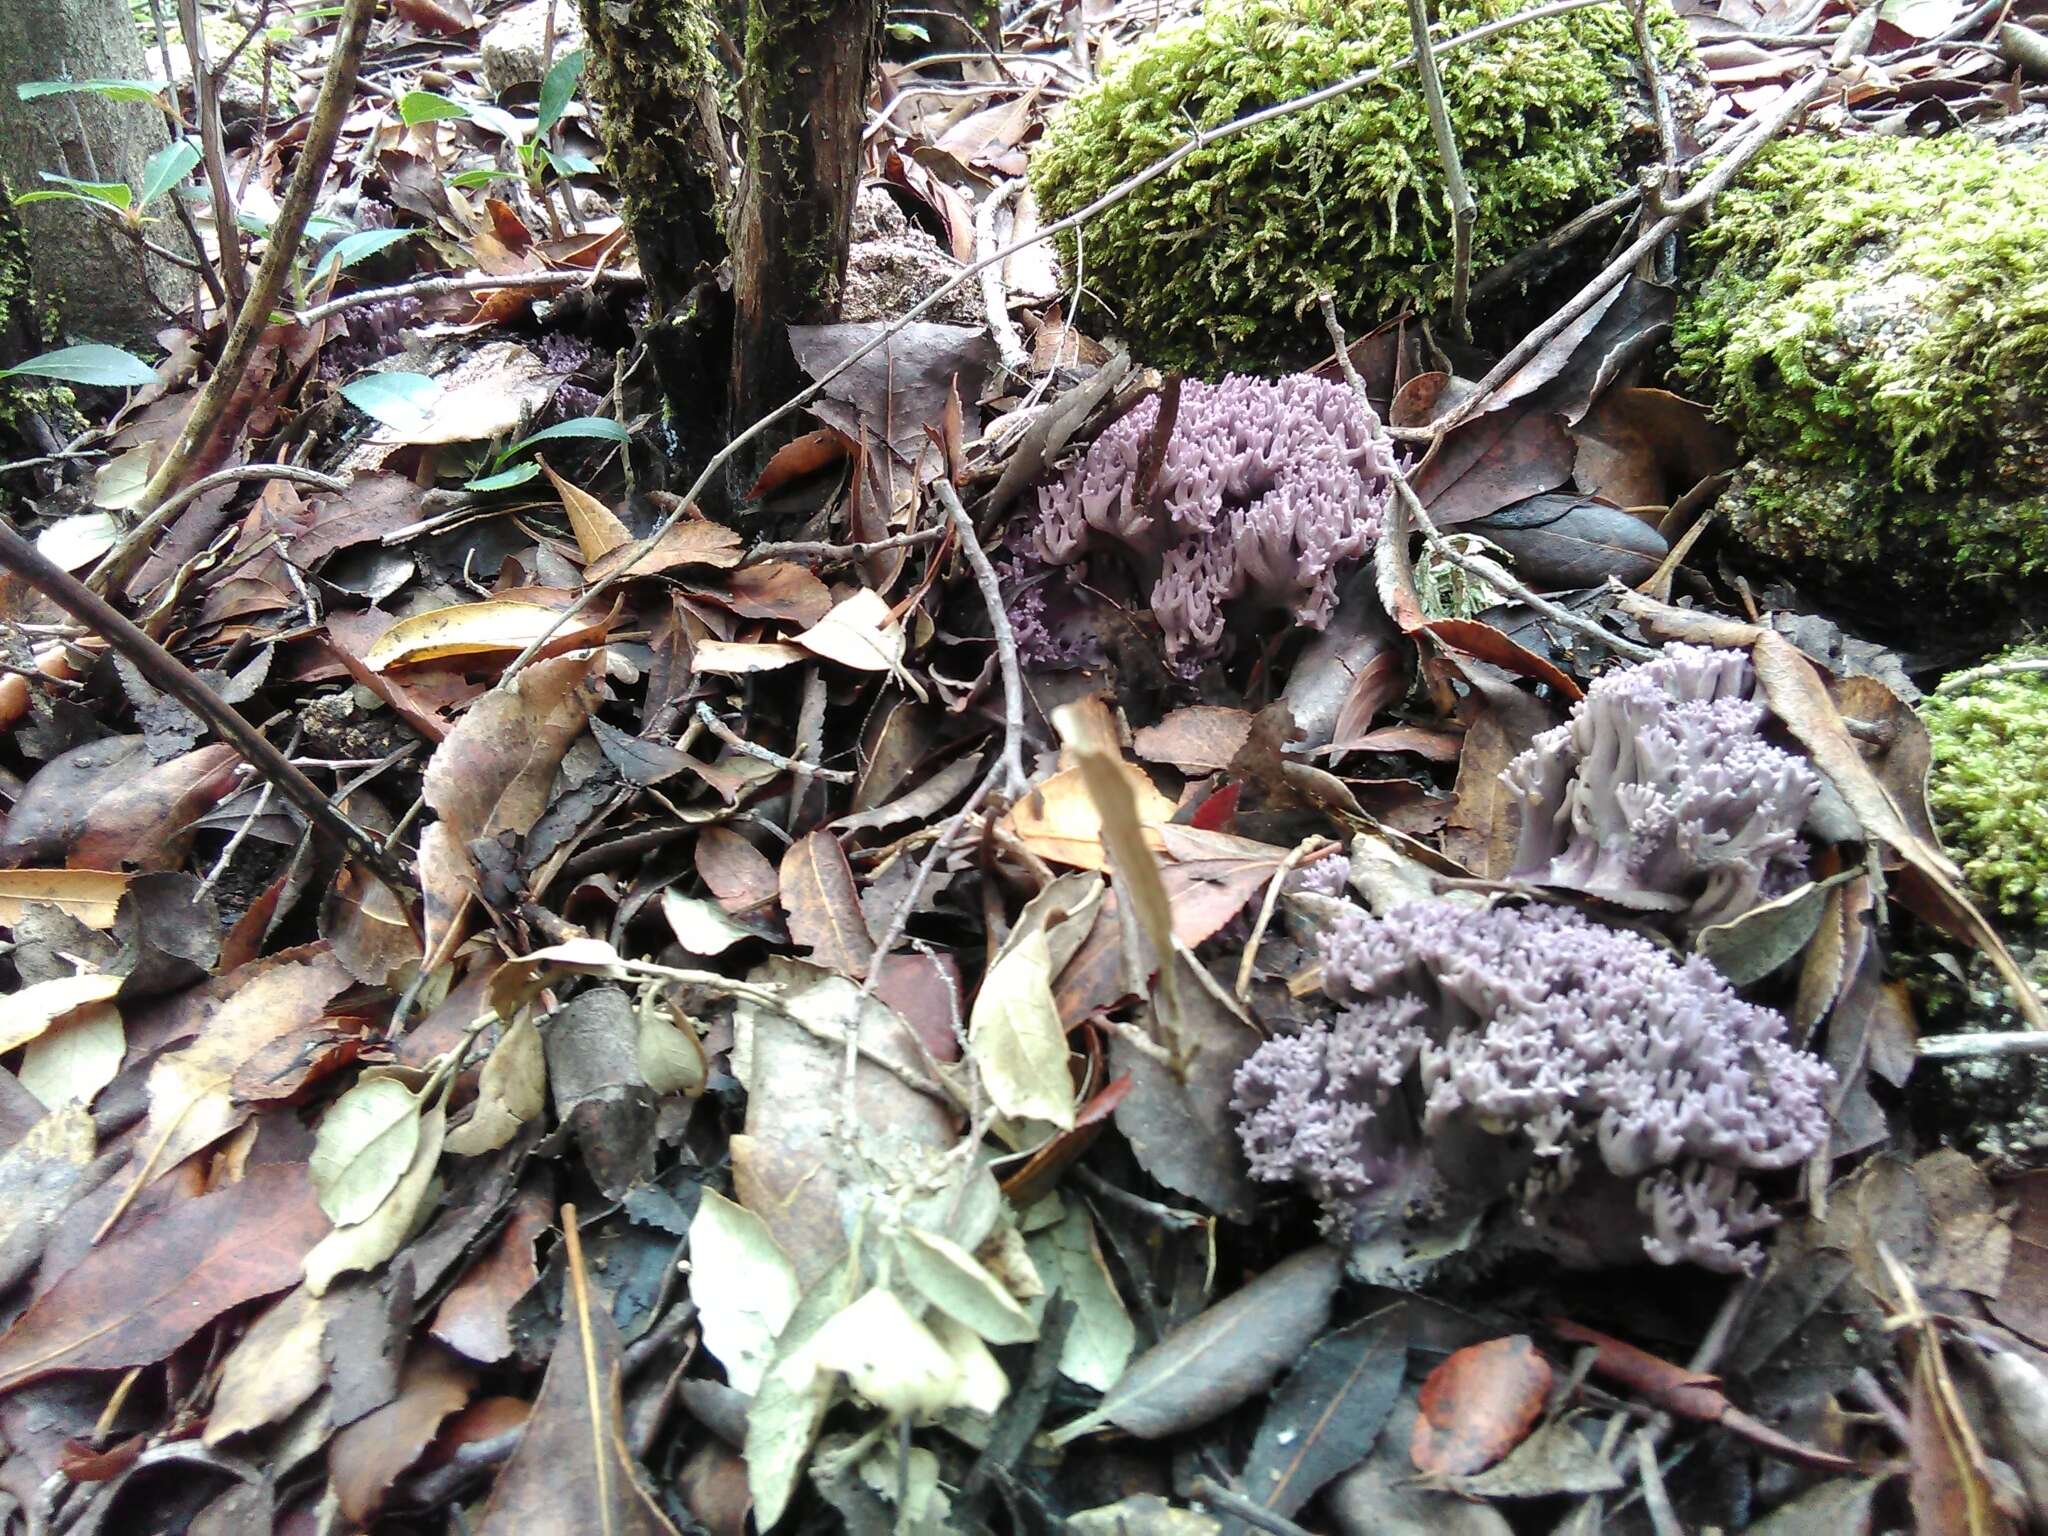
1026 373 1394 671
1233 900 1834 1272
1502 643 1820 931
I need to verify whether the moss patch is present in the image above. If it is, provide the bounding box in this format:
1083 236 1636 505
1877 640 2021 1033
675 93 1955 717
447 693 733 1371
1677 135 2048 495
1027 0 1680 373
1922 651 2048 926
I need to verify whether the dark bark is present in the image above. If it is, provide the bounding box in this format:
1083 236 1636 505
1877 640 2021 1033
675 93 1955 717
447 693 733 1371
578 0 733 487
725 0 885 500
579 0 882 516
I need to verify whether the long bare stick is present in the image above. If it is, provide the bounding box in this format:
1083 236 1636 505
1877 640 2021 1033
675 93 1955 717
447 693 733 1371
179 0 249 309
293 267 641 327
1403 0 1475 337
934 478 1028 799
499 0 1632 687
90 463 348 595
135 0 380 515
0 520 401 883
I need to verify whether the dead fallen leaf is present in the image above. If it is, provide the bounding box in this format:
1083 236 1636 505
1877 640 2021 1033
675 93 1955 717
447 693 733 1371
1410 1336 1552 1477
541 459 633 565
779 831 870 979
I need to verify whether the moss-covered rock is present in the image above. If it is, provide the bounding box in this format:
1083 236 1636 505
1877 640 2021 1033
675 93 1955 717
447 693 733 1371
1922 650 2048 925
1028 0 1681 372
1676 134 2048 599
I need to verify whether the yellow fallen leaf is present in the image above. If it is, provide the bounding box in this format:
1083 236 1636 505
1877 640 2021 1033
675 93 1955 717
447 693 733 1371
364 600 603 670
1001 761 1176 871
540 458 632 564
0 869 131 930
0 973 123 1054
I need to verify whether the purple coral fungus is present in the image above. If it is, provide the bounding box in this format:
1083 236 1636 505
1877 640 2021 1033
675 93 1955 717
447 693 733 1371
1502 644 1821 931
1031 374 1394 670
1232 900 1834 1272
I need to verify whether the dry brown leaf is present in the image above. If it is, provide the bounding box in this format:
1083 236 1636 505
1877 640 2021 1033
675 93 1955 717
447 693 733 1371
366 600 608 671
0 869 132 930
1003 761 1177 872
779 831 870 979
329 1346 477 1525
1410 1337 1553 1477
585 518 745 585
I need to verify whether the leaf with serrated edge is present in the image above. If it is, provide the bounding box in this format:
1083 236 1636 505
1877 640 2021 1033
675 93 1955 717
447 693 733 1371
896 1227 1039 1345
445 1014 545 1155
969 928 1074 1129
303 1103 446 1297
0 870 130 929
689 1190 801 1394
310 1077 423 1226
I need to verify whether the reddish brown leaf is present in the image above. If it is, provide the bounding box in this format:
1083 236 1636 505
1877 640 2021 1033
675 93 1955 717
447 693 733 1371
1410 1336 1552 1476
585 518 744 586
1411 407 1575 526
685 562 833 627
0 1163 329 1393
58 1433 144 1482
779 831 870 979
430 1190 553 1365
70 744 243 872
393 0 474 32
696 827 781 916
746 428 854 499
1571 387 1737 510
1132 706 1256 775
1425 619 1584 701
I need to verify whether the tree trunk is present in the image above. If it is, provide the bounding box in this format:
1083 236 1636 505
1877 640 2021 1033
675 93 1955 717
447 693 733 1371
578 0 732 482
725 0 884 497
579 0 882 513
0 0 194 346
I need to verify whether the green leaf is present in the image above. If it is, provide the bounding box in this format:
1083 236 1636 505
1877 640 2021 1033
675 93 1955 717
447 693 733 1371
461 462 542 493
137 140 201 209
542 146 598 177
446 167 516 190
496 415 629 464
398 89 470 126
340 371 441 431
35 172 132 209
535 47 586 138
309 1076 421 1226
17 78 166 104
0 343 156 387
886 20 931 40
11 190 134 213
314 226 416 279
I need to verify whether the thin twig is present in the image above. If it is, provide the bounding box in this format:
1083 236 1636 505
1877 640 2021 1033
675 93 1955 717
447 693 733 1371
1444 68 1827 436
1635 1432 1685 1536
498 0 1638 689
1234 837 1327 1002
933 479 1029 800
0 519 402 884
978 179 1031 372
692 701 856 783
90 464 348 595
135 0 379 513
744 527 947 565
1188 1476 1315 1536
1935 657 2048 693
293 268 642 327
1403 0 1476 337
179 0 248 308
1917 1030 2048 1061
1073 1167 1208 1230
1318 294 1659 663
1468 185 1642 304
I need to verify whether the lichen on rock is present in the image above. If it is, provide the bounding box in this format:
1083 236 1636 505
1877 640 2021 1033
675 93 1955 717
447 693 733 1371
1027 0 1683 372
1676 134 2048 600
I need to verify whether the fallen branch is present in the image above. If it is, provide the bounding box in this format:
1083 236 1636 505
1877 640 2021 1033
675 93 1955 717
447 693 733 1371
293 268 643 328
744 527 947 565
134 0 379 513
692 700 856 783
1404 0 1476 336
934 477 1030 799
0 519 404 885
90 463 349 595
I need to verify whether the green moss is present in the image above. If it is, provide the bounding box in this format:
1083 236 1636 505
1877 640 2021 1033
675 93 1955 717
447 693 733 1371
1923 651 2048 925
1027 0 1680 372
1676 135 2048 497
1718 460 2048 597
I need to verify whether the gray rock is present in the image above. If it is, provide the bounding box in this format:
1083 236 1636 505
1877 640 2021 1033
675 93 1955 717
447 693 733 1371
481 0 585 94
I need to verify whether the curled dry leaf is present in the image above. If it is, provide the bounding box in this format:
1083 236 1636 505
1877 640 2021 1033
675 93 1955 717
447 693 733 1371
366 600 609 671
540 458 632 565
